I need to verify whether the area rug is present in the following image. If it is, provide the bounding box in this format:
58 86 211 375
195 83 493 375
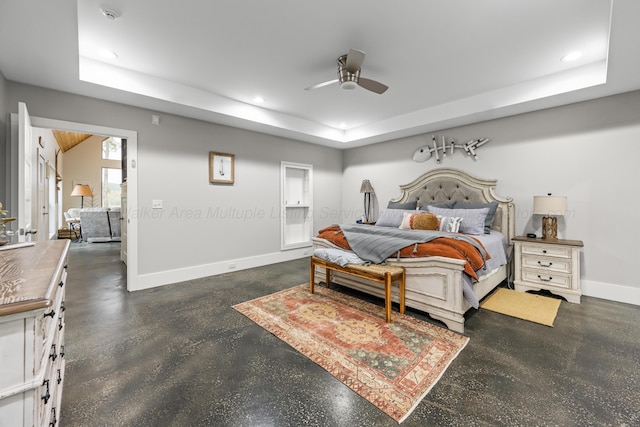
480 287 561 327
233 284 469 423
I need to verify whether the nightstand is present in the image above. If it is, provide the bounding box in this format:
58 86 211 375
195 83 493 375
513 236 583 303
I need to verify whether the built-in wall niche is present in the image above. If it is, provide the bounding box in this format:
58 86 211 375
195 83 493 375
281 161 313 250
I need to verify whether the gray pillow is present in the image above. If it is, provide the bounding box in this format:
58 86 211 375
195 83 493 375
387 200 418 210
453 201 499 234
418 200 456 210
425 206 490 235
375 209 416 227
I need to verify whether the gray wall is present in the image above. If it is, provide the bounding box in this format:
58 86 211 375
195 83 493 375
342 90 640 305
0 71 7 206
5 82 343 281
5 80 639 305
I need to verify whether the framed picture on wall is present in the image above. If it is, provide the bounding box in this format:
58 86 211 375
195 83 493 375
209 152 235 184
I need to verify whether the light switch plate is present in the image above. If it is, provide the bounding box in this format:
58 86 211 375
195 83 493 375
152 200 163 209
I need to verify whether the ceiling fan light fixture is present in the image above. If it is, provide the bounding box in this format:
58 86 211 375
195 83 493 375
341 81 357 91
306 48 388 94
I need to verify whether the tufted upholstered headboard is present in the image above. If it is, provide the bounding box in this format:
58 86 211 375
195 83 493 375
389 168 515 244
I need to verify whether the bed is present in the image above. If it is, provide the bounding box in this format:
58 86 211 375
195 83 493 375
312 168 515 333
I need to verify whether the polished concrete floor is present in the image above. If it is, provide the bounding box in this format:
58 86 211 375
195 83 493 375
61 242 640 426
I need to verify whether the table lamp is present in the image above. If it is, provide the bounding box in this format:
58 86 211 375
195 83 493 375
360 179 375 223
533 194 567 240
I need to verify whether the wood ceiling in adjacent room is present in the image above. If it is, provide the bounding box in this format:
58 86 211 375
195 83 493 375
53 130 93 152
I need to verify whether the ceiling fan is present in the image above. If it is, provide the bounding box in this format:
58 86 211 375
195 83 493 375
305 48 389 94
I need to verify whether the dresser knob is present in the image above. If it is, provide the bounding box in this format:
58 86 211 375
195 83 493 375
41 379 51 404
44 309 55 318
538 261 553 268
49 344 58 361
537 275 552 282
49 407 57 426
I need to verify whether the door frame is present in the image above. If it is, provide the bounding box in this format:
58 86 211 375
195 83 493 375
29 115 138 291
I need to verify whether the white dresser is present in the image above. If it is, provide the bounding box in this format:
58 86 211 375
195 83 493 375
513 236 583 303
0 240 70 426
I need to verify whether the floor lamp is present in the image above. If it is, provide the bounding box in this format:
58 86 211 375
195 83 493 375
360 179 375 223
71 184 94 208
71 184 93 242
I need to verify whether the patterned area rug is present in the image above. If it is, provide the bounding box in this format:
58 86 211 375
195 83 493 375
233 284 469 422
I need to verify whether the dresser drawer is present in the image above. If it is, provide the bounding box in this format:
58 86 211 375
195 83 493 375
521 244 571 259
521 270 571 289
0 241 70 427
521 255 571 274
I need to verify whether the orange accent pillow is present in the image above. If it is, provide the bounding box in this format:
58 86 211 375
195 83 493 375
399 212 440 230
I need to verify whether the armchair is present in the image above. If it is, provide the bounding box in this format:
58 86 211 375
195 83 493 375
63 209 81 240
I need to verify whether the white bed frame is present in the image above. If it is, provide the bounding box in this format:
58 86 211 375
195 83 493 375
313 168 515 333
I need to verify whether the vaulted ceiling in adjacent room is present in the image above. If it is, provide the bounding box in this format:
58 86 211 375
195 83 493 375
52 130 93 152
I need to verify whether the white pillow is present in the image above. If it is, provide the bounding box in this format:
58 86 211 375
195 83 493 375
426 206 489 235
399 212 413 229
435 215 462 232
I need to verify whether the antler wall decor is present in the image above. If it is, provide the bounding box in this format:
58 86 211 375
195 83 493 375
412 135 490 163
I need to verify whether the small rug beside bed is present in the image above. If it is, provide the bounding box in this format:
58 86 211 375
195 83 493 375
233 284 469 423
480 287 561 327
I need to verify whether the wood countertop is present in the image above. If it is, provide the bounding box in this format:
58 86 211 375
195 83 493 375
0 240 70 316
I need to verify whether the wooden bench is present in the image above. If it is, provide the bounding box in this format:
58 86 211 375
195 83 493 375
309 256 406 323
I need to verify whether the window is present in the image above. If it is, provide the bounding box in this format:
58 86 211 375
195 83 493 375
102 167 122 208
102 137 122 160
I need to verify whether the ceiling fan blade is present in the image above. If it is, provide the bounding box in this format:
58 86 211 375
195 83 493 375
345 49 365 73
305 79 339 90
358 77 389 94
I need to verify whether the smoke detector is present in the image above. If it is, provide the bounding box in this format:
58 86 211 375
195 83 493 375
100 8 120 21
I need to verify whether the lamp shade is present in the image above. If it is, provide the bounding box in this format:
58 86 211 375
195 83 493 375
71 184 94 197
533 195 566 216
360 179 374 193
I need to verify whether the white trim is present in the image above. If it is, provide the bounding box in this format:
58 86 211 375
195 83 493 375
134 248 312 291
582 280 640 306
29 116 139 292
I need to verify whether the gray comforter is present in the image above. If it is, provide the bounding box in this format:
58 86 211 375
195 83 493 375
340 224 488 264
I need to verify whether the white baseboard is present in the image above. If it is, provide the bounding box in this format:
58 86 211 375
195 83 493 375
132 247 312 291
582 280 640 306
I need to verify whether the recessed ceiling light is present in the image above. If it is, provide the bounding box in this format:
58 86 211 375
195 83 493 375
561 51 582 62
253 96 265 104
99 49 118 60
339 122 347 129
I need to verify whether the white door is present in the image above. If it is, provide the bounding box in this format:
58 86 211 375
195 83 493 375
37 153 49 240
16 102 38 242
48 163 58 239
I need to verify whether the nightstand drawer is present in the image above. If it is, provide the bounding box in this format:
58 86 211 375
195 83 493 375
521 256 571 274
521 270 571 289
521 244 571 259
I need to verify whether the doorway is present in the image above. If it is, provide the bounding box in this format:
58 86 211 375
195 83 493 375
10 107 139 291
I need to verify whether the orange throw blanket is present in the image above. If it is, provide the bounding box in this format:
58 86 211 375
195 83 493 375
316 225 490 281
